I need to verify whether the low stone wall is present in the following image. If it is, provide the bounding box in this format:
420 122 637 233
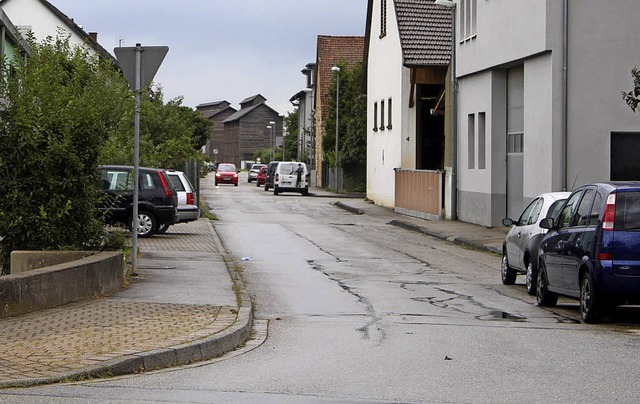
0 251 125 319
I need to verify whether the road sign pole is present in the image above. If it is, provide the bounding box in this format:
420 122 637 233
131 43 142 276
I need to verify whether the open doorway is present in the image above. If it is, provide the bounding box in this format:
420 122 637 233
416 84 445 170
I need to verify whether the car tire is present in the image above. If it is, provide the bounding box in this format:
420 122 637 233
580 272 603 323
215 182 218 186
256 182 260 187
131 211 157 238
302 187 309 196
536 264 558 307
526 260 537 295
156 223 170 234
274 186 279 196
264 185 269 191
234 183 238 187
501 251 517 285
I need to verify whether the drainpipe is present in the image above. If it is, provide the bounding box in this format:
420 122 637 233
561 0 568 191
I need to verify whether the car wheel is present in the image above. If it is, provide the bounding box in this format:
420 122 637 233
302 187 309 196
501 251 517 285
536 264 558 307
274 187 279 196
580 272 603 323
215 182 218 186
264 185 269 191
234 182 238 187
156 223 170 234
256 182 260 187
132 211 157 238
526 260 537 295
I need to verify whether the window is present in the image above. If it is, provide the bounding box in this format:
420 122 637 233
478 112 486 169
558 191 583 229
517 197 539 226
507 66 524 154
387 98 393 129
611 132 640 180
459 0 477 41
380 0 387 38
527 198 544 226
575 189 596 226
380 99 385 130
468 114 475 169
373 102 378 131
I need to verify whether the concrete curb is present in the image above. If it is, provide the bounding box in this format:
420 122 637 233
0 220 254 389
388 219 502 255
334 201 364 215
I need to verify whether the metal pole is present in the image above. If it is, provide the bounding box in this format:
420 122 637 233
131 43 142 276
335 70 340 193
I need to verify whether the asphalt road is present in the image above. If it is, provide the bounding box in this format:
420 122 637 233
3 172 640 403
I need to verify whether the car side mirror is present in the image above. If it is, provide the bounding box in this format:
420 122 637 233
539 217 554 229
502 218 514 226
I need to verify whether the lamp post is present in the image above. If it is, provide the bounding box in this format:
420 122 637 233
269 120 275 161
331 66 340 193
435 0 457 219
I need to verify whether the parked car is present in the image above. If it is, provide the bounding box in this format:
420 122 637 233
256 166 268 187
248 163 267 183
537 182 640 323
273 161 309 196
263 161 280 192
501 192 570 295
98 165 178 237
214 163 239 186
158 170 201 233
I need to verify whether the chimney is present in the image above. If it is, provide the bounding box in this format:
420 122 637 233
88 32 98 42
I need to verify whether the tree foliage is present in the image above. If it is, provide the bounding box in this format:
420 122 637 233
623 67 640 112
283 108 300 161
323 61 367 191
0 34 131 273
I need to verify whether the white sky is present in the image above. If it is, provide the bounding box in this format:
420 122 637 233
50 0 368 116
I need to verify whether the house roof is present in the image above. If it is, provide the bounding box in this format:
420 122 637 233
222 101 279 124
0 0 118 65
202 105 237 120
394 0 452 66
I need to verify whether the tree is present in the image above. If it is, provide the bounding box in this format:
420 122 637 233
323 61 367 191
283 108 300 160
0 34 132 273
623 67 640 112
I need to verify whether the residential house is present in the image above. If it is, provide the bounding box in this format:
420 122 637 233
220 94 282 168
0 0 115 63
314 35 365 188
289 63 316 184
452 0 640 226
196 101 237 163
364 0 453 218
0 8 31 63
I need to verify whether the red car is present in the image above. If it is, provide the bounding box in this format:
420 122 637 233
214 163 238 186
256 166 268 187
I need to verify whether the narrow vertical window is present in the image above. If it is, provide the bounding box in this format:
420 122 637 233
459 0 466 40
373 102 378 131
380 0 387 38
470 0 477 37
465 0 472 39
478 112 486 169
380 99 385 130
387 98 393 129
468 113 475 169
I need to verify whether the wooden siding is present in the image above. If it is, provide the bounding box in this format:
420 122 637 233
394 169 442 220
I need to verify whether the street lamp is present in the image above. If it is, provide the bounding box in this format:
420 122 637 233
269 120 275 161
435 0 457 219
331 66 340 193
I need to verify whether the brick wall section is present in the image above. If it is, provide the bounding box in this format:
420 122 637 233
314 35 365 186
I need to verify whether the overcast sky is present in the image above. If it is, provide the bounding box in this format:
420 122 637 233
50 1 368 115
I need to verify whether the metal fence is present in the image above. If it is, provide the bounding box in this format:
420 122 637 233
394 169 443 220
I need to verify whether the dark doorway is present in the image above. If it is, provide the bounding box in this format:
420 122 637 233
416 84 445 170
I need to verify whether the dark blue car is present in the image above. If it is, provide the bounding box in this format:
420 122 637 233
537 182 640 323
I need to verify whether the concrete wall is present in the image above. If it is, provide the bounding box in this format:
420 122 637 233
0 251 125 319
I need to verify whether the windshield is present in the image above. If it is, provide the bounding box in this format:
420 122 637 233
217 164 236 172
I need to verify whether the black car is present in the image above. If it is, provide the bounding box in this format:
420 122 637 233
98 165 178 237
263 161 280 192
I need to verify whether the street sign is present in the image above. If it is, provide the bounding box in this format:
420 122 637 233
114 45 168 90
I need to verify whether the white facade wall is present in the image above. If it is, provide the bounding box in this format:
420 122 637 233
2 0 97 55
366 0 408 208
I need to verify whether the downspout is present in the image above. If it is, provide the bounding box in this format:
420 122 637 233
561 0 568 191
450 8 458 219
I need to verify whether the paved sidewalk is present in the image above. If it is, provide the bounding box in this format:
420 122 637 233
0 219 252 388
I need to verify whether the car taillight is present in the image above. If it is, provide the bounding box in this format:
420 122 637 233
602 193 616 231
186 192 194 205
158 171 173 198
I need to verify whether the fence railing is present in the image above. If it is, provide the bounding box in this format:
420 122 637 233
394 169 443 220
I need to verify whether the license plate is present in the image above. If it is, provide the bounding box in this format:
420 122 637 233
282 181 291 185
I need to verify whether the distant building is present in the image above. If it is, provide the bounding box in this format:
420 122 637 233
196 101 237 163
289 63 316 180
197 95 282 167
314 35 365 187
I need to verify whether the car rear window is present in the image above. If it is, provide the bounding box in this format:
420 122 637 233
167 174 186 192
615 191 640 230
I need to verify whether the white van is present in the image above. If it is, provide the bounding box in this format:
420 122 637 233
273 162 309 196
